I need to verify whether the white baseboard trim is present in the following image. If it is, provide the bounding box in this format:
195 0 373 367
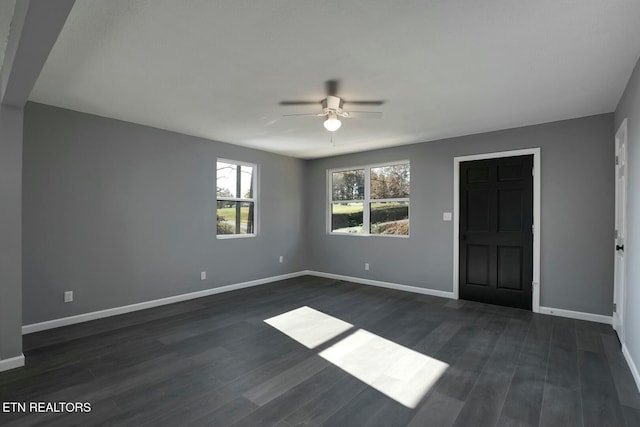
0 354 25 372
622 344 640 392
21 271 613 336
303 270 456 299
539 306 613 325
22 271 307 334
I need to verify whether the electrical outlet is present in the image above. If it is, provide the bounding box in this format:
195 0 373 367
64 291 73 303
279 255 283 263
364 263 370 271
201 271 206 281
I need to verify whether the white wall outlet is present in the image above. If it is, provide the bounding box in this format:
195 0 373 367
364 263 370 271
443 212 452 221
64 291 73 303
279 255 283 263
200 271 206 281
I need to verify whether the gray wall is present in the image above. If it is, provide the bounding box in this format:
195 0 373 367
0 104 23 360
615 56 640 377
22 102 307 324
306 114 615 315
22 102 616 325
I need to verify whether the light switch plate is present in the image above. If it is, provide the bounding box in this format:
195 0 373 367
443 212 452 221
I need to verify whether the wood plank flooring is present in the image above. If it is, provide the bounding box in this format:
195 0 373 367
1 276 639 426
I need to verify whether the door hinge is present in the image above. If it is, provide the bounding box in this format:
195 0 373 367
615 229 619 239
616 156 619 166
532 167 535 177
614 303 617 312
532 224 535 234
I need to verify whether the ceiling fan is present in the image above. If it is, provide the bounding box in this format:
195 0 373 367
279 80 384 132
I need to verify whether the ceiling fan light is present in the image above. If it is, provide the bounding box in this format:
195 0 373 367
323 116 342 132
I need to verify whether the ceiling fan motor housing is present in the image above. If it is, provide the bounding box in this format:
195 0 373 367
323 95 343 111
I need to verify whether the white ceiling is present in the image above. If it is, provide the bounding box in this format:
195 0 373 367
30 0 640 159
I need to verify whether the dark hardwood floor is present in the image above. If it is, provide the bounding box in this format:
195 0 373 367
1 276 639 426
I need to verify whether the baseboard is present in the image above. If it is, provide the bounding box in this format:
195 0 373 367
0 354 25 372
21 271 613 335
622 344 640 392
538 306 613 325
22 271 307 334
303 270 456 299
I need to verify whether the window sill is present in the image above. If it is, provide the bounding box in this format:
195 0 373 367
216 234 257 240
328 232 409 239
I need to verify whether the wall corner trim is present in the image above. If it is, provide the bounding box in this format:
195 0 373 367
303 270 456 299
622 344 640 392
22 271 308 334
0 354 25 372
538 306 613 325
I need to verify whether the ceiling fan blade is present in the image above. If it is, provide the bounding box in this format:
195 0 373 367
345 111 383 119
279 101 321 105
344 100 385 106
282 113 326 117
326 79 339 96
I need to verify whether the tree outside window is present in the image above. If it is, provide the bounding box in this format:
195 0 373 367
329 162 409 236
216 160 257 237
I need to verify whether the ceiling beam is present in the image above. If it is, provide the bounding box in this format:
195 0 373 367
0 0 75 107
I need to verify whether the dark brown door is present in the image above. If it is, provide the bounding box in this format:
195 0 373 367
459 155 533 310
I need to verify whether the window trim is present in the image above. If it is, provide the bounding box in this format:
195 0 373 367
327 160 410 238
216 158 259 239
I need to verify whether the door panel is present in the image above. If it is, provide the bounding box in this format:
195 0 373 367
467 167 490 183
497 246 523 290
466 245 490 286
498 189 523 232
467 190 490 231
460 155 534 310
498 163 524 181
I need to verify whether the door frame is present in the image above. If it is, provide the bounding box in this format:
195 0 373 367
453 148 541 312
613 118 628 341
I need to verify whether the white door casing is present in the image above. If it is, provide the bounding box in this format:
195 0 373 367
453 148 541 312
613 119 628 341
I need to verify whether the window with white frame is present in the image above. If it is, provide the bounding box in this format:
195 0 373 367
216 159 257 237
329 162 410 236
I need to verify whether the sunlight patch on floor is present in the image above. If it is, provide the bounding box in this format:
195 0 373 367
319 329 448 408
264 306 353 349
265 307 449 408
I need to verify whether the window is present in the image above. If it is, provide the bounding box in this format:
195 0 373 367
329 162 409 236
216 159 257 237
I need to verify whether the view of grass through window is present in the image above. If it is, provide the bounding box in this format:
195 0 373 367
330 163 409 235
217 160 256 236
